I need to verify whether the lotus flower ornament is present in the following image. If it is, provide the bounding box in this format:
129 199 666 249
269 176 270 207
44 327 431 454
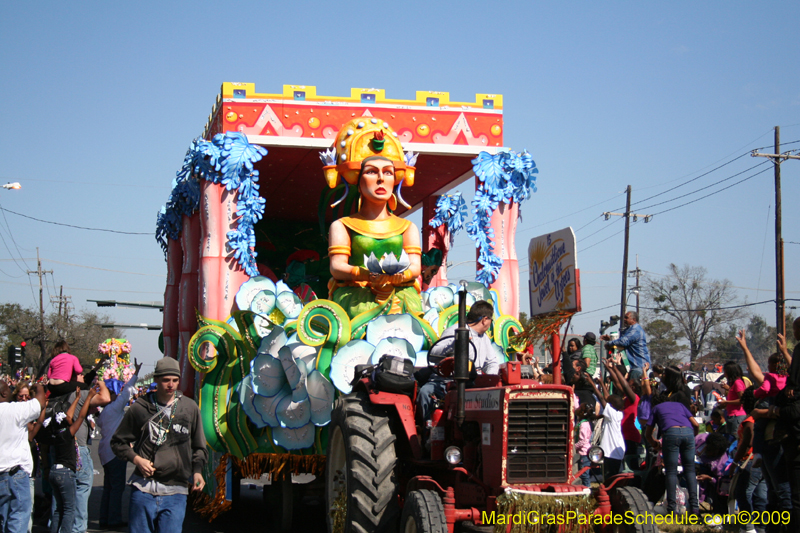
363 251 410 275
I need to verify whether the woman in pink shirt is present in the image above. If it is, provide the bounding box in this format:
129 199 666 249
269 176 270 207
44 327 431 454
716 360 746 437
47 340 82 397
736 329 787 399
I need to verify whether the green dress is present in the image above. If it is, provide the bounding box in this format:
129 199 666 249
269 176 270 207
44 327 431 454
331 215 423 319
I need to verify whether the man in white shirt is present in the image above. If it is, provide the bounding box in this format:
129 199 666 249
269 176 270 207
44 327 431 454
416 300 501 421
0 381 45 533
97 360 141 529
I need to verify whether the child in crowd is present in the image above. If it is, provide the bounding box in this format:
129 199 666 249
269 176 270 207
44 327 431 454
708 409 727 434
47 340 83 397
603 359 642 467
574 403 593 488
717 361 747 437
587 374 626 481
694 432 732 514
733 386 767 533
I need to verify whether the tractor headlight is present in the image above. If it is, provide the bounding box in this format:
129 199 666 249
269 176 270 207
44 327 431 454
445 446 462 465
588 445 604 464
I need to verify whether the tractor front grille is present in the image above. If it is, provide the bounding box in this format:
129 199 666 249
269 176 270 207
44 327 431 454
506 398 570 483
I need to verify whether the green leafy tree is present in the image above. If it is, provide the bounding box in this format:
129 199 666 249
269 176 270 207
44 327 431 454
643 318 685 366
643 264 742 363
706 313 795 370
0 302 121 374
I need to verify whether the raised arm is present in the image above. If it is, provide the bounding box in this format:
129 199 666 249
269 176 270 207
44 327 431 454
641 362 652 396
587 378 607 408
65 387 83 421
90 379 111 407
605 359 637 402
603 359 623 391
736 329 764 385
777 334 792 366
69 388 98 436
28 401 47 441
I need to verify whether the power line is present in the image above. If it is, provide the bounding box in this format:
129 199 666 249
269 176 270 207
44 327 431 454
637 160 769 212
651 166 772 216
0 217 29 275
0 279 163 294
577 303 618 315
581 224 629 253
0 203 32 271
579 216 622 242
517 192 626 235
642 299 776 313
609 137 800 211
626 152 754 210
0 206 152 235
43 259 166 278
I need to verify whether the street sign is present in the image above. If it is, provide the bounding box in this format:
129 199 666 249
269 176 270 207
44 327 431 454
528 227 581 317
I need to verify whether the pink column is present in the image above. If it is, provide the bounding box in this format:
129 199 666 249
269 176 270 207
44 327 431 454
198 181 224 321
162 240 182 360
219 188 250 317
485 202 519 317
197 181 250 321
178 214 200 397
421 196 450 289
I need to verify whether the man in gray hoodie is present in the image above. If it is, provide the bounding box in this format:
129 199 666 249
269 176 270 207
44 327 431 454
111 357 207 533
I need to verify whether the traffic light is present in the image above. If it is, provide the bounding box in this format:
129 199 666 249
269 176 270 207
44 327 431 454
7 345 22 367
20 341 26 366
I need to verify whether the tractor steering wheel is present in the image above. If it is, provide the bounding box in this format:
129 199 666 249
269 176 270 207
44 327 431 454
425 335 477 372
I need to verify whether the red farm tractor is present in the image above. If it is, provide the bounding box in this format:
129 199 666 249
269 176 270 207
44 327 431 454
324 288 657 533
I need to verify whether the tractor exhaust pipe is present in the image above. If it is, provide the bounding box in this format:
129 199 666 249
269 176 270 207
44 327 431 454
455 281 470 426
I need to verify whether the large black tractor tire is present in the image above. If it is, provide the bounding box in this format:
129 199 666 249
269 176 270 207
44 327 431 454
400 490 447 533
609 486 658 533
326 391 398 533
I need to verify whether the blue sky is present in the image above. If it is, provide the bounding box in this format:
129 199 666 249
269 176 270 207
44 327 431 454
1 2 798 370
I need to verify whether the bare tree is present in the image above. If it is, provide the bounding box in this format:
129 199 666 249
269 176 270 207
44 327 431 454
643 264 742 363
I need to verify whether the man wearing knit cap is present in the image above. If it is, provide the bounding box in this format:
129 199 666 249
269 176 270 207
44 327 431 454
111 357 207 533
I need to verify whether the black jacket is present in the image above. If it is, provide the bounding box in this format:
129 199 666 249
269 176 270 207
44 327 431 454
111 392 207 487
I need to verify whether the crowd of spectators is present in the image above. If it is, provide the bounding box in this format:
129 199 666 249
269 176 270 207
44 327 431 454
558 314 800 533
0 343 156 533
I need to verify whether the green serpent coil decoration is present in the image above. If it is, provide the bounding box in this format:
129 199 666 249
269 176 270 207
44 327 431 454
296 299 351 380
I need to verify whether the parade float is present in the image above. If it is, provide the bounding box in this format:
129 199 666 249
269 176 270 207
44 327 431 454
154 83 642 531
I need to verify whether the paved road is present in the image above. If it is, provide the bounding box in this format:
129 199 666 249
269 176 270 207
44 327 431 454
33 437 327 533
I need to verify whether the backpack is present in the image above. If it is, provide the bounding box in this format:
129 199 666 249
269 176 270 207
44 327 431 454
372 355 416 395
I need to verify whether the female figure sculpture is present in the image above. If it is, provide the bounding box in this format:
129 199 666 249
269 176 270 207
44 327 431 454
324 118 422 318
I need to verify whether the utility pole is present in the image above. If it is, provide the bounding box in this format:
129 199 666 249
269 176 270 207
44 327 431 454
27 248 53 363
752 126 800 336
603 187 653 326
50 285 72 338
628 255 642 317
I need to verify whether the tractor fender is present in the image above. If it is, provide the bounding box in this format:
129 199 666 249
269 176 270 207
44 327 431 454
406 476 447 498
365 387 424 460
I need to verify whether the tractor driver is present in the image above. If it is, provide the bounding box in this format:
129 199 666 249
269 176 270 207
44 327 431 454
416 300 501 423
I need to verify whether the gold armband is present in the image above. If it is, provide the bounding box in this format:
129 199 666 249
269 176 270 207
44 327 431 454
351 266 370 281
328 245 351 256
403 246 422 256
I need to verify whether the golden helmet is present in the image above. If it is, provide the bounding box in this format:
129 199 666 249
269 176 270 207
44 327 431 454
322 117 416 191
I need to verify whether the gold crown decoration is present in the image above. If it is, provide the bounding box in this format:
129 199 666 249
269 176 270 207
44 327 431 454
321 118 416 194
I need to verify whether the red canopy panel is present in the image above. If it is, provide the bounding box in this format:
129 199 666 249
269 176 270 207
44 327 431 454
254 145 477 223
